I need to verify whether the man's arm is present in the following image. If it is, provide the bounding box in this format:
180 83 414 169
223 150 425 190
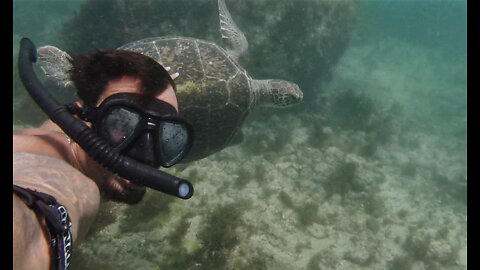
13 152 101 269
13 194 51 270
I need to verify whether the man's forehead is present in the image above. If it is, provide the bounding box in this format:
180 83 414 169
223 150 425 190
98 75 178 111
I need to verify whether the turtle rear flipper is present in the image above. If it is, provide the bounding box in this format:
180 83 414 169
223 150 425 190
218 0 248 61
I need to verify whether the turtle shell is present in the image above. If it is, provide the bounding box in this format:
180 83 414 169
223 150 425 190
119 37 254 161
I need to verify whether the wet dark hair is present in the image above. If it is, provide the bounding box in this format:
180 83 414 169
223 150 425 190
68 49 175 106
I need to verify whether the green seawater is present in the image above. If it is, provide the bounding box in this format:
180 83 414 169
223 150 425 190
13 0 466 269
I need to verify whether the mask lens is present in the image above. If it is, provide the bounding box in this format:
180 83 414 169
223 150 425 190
102 107 141 146
158 121 190 165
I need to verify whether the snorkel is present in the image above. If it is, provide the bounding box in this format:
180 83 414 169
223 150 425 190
17 38 194 199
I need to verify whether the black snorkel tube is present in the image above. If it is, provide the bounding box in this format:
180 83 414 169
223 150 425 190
17 38 194 199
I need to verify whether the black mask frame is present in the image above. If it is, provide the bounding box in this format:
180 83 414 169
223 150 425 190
71 92 194 168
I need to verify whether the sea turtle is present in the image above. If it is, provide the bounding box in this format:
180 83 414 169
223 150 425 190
36 0 303 161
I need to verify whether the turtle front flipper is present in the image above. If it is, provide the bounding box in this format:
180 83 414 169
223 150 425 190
218 0 248 61
37 46 74 88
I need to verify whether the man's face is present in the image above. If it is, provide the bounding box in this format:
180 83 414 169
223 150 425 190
94 75 178 204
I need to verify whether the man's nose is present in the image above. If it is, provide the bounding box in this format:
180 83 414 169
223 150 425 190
126 131 156 167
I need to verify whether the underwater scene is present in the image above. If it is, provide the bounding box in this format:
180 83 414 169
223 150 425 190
13 0 466 269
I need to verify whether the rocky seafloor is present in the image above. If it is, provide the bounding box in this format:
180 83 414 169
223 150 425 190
68 37 467 270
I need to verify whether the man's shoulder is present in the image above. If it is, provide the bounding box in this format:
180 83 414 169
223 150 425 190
13 152 85 189
13 124 71 160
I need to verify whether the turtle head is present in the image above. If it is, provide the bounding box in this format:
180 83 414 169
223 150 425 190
252 79 303 108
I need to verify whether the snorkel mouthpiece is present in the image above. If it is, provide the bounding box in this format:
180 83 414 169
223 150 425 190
17 38 193 199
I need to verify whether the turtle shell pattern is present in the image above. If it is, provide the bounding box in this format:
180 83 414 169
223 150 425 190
119 37 254 161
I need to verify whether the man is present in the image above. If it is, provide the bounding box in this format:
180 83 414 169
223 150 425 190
13 48 187 270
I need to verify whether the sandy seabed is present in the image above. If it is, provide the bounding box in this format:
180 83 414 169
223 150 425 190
68 37 467 270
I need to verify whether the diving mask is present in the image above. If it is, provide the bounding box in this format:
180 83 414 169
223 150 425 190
70 93 194 168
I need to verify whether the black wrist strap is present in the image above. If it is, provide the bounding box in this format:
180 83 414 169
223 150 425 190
13 185 73 270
